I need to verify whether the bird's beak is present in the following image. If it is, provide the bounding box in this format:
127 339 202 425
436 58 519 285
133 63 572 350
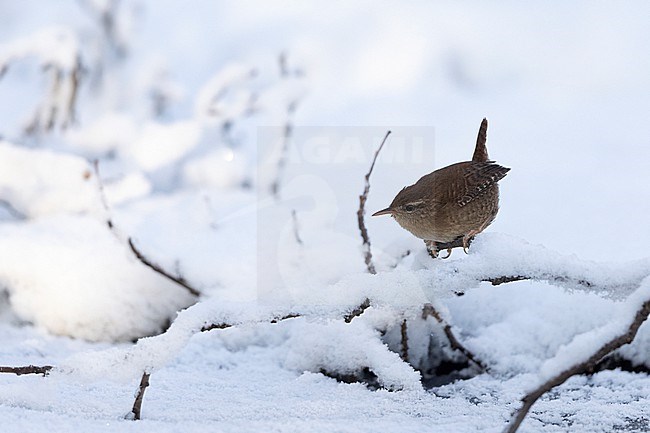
372 207 393 216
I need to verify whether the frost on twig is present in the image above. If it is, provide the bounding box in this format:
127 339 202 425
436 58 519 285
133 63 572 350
0 27 82 134
0 365 53 376
357 130 391 275
503 297 650 433
127 371 150 421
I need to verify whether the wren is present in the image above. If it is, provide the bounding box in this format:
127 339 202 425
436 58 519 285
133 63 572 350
372 119 509 258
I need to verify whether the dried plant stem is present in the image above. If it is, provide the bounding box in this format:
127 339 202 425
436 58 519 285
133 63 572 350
358 131 391 274
503 299 650 433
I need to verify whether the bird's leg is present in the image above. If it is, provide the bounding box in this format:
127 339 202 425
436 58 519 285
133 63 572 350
463 218 492 253
462 233 476 254
424 240 439 259
441 248 453 259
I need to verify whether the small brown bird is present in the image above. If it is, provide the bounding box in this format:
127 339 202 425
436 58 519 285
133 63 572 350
372 119 509 258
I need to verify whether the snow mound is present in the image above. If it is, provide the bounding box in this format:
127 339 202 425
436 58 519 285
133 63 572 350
0 215 195 342
0 141 103 217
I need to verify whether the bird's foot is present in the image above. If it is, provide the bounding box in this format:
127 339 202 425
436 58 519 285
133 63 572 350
441 248 453 259
424 240 439 259
462 233 476 254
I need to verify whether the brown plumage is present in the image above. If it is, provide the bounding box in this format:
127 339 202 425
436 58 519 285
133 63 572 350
372 118 509 258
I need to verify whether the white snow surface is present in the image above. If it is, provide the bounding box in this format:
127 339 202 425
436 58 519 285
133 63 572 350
0 1 650 432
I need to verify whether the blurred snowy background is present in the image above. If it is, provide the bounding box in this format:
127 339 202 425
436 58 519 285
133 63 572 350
0 1 649 432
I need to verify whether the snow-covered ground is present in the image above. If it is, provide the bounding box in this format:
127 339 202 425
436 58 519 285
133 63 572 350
1 1 649 432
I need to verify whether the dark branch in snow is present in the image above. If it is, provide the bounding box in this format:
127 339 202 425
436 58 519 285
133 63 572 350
200 322 232 332
400 319 409 363
503 299 650 433
128 371 150 421
270 313 301 323
0 365 53 376
357 130 391 275
201 313 301 332
344 298 371 323
128 238 201 297
422 304 486 372
484 275 528 286
483 274 593 290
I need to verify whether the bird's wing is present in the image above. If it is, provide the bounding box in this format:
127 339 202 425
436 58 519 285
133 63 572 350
457 162 510 207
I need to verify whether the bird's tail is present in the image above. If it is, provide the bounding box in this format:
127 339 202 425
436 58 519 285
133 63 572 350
472 118 489 162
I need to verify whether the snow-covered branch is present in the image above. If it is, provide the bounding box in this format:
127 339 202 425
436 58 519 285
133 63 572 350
504 279 650 432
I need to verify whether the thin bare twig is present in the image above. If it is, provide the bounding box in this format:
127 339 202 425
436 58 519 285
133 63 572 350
357 131 391 274
93 162 200 297
503 299 650 433
422 304 486 371
128 371 150 421
0 365 53 376
128 238 200 297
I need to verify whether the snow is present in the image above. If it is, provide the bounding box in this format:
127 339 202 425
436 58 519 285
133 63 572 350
0 215 195 342
1 1 650 432
0 140 102 217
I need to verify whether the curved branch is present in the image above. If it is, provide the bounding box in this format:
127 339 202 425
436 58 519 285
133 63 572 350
504 299 650 433
422 304 486 371
128 238 201 297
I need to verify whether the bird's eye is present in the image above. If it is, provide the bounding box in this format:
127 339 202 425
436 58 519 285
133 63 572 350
404 204 415 212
